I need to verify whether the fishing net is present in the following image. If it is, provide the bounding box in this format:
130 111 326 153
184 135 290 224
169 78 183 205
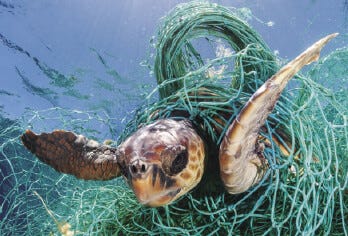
0 2 347 235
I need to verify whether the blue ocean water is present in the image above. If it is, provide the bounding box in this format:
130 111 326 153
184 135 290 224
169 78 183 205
0 0 347 122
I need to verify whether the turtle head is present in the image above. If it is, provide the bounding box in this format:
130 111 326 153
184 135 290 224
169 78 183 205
116 119 205 207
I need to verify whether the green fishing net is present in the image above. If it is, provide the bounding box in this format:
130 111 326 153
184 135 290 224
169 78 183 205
1 2 347 235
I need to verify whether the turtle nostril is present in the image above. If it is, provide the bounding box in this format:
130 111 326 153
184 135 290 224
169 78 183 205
131 165 138 174
141 164 146 173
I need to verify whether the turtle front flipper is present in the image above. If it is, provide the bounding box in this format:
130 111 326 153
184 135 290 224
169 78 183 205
21 130 121 180
219 33 338 194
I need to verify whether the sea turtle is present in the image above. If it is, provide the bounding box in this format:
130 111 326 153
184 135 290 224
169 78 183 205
21 34 337 207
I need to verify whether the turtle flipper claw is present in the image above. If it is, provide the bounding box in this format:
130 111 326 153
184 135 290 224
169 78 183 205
21 130 121 180
219 33 338 194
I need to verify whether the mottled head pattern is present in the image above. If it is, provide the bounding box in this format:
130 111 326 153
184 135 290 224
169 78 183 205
117 119 205 207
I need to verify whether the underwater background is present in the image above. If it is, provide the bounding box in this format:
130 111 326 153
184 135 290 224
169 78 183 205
0 0 347 235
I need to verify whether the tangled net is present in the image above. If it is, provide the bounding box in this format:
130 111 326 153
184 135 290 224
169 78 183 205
0 2 347 235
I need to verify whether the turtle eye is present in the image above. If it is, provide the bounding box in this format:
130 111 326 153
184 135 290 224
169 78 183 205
161 145 188 176
170 150 188 175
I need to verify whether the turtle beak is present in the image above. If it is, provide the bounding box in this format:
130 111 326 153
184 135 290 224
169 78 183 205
131 177 181 207
128 163 181 207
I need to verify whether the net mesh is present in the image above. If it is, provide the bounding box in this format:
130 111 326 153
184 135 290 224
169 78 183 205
1 2 347 235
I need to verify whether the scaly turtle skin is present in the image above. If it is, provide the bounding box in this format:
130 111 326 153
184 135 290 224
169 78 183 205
21 34 337 207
